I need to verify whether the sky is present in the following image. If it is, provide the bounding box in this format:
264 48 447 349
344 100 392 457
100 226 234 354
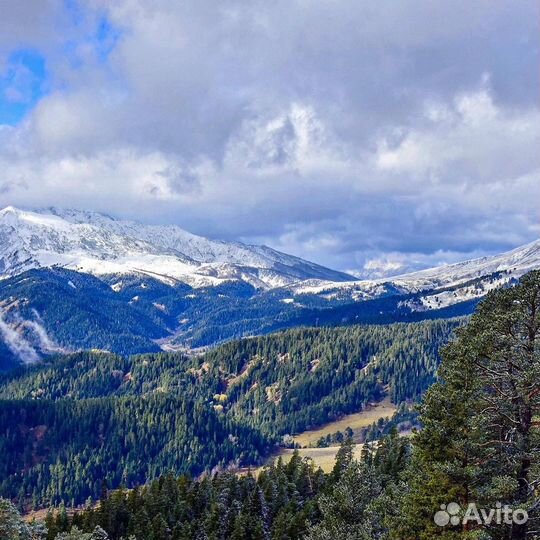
0 0 538 277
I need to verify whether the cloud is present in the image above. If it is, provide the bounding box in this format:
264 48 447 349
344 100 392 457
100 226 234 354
0 311 40 364
27 309 64 353
376 87 540 184
0 0 538 273
0 307 65 363
0 1 62 56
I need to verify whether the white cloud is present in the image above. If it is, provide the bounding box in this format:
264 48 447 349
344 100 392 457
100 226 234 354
375 87 540 188
0 312 40 364
0 0 538 272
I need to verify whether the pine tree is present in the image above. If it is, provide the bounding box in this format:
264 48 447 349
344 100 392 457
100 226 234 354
0 497 32 539
395 271 540 539
53 526 109 540
394 308 498 538
150 512 169 540
331 436 355 482
230 513 248 540
372 426 410 486
28 519 48 540
305 461 381 540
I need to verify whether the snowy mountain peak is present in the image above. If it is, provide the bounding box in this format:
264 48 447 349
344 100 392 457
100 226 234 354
47 207 120 224
0 206 353 288
0 206 539 364
388 238 540 290
289 238 540 310
1 205 538 301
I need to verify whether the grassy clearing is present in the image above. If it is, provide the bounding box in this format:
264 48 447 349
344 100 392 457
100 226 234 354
292 395 397 447
277 445 365 473
247 396 398 475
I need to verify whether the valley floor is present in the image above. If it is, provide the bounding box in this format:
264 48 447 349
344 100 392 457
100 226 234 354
291 395 397 447
278 445 366 472
249 396 398 474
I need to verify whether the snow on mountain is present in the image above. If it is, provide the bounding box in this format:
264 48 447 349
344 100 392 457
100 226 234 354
387 240 540 291
0 206 353 288
0 206 539 364
1 205 538 310
288 239 540 309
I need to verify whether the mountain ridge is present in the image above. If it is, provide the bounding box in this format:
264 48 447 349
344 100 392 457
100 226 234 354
287 238 540 302
0 206 354 288
1 205 539 366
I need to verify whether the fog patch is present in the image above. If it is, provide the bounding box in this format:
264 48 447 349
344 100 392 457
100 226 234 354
0 308 65 364
0 311 40 364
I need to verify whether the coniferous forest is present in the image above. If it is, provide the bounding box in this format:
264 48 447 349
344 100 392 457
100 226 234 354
1 270 540 539
0 319 457 507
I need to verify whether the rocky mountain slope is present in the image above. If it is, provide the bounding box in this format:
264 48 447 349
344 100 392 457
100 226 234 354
0 206 353 289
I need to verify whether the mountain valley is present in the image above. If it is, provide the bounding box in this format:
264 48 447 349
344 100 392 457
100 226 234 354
1 206 539 366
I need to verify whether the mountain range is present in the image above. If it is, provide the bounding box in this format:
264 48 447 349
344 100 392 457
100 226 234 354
0 205 539 367
0 206 353 288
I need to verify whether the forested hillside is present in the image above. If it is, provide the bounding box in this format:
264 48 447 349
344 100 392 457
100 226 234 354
3 270 537 539
0 265 477 363
0 319 457 508
1 208 537 366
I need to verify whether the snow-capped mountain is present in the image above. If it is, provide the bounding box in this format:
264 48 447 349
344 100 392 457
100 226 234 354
0 205 539 366
288 239 540 309
0 206 353 288
1 204 538 306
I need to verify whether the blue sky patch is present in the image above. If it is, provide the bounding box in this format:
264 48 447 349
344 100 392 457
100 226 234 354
0 49 47 125
63 0 121 69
